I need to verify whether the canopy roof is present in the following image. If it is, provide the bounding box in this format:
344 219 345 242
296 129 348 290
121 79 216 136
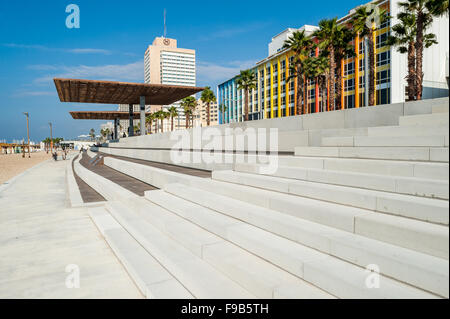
69 111 152 120
54 78 205 105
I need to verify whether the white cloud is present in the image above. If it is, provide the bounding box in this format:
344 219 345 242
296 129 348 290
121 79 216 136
2 43 112 55
197 22 270 41
196 60 258 82
13 91 56 97
67 48 111 55
32 60 144 84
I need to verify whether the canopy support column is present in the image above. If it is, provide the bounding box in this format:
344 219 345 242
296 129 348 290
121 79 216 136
114 118 118 140
140 96 146 136
128 104 134 137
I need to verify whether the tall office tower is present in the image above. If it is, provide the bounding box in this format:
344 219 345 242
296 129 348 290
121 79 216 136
144 37 196 131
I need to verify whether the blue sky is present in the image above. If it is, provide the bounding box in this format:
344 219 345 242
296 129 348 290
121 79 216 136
0 0 363 142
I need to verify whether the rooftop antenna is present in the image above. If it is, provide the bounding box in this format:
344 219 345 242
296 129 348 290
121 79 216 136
163 9 167 38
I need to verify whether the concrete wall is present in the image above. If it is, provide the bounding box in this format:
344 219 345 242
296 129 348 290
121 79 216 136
104 97 448 152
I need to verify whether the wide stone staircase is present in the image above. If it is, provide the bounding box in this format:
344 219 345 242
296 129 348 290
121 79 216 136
73 101 449 299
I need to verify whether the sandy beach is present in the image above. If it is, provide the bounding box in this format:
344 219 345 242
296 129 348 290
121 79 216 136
0 151 53 184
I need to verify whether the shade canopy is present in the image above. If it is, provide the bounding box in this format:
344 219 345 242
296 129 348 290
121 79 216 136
54 78 205 105
69 111 153 120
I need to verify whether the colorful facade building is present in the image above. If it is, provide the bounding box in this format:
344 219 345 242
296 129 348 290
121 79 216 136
218 0 449 124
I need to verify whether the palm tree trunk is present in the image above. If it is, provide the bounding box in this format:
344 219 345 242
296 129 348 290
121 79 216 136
329 46 336 110
244 90 249 121
407 41 417 101
185 114 189 129
415 11 424 100
207 102 211 126
171 116 174 131
335 59 342 110
160 119 164 133
368 30 375 106
296 65 302 115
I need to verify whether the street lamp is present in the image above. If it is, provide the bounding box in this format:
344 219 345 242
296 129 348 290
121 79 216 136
23 112 30 158
48 122 53 153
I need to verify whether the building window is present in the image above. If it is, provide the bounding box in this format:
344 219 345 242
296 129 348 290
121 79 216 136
376 50 390 67
377 87 391 105
376 69 391 85
359 76 365 89
345 94 355 109
344 62 355 76
376 32 390 48
345 78 355 91
359 59 364 72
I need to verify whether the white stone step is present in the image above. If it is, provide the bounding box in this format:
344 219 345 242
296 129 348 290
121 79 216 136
294 146 448 162
278 156 449 181
432 104 449 113
399 113 449 126
216 169 449 258
354 212 449 259
88 207 193 299
125 196 333 299
208 170 449 225
105 201 255 299
322 135 448 147
368 124 449 137
161 183 447 297
234 163 449 200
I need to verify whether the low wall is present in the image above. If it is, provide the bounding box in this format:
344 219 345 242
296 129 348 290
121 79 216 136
99 97 448 155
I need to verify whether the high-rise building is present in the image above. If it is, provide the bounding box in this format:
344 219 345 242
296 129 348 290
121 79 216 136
194 100 219 127
218 0 449 124
144 37 196 131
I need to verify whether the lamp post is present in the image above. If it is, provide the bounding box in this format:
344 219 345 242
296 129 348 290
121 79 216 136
23 112 30 158
49 122 53 153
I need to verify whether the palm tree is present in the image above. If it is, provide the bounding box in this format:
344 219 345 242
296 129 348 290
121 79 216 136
388 12 418 101
283 30 314 115
145 113 154 134
303 56 330 112
313 18 340 110
236 69 257 121
399 0 438 100
333 25 356 109
218 104 228 123
167 106 178 131
180 96 197 129
352 4 389 106
200 87 216 126
89 128 95 141
157 110 169 133
426 0 449 16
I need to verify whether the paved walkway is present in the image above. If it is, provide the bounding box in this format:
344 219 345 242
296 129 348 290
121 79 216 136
80 152 157 196
0 156 143 298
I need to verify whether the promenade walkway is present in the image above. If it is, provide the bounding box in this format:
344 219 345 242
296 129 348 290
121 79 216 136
0 156 142 298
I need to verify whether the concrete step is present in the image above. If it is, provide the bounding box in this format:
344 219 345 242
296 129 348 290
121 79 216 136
399 113 449 126
160 183 447 297
104 201 255 299
209 170 449 258
368 124 449 137
278 156 449 181
234 162 449 200
294 146 449 162
321 135 448 147
432 104 449 113
112 198 333 299
207 170 449 225
87 207 193 299
146 187 440 298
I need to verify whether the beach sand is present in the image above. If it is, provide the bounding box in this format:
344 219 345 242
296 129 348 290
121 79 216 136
0 151 53 184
